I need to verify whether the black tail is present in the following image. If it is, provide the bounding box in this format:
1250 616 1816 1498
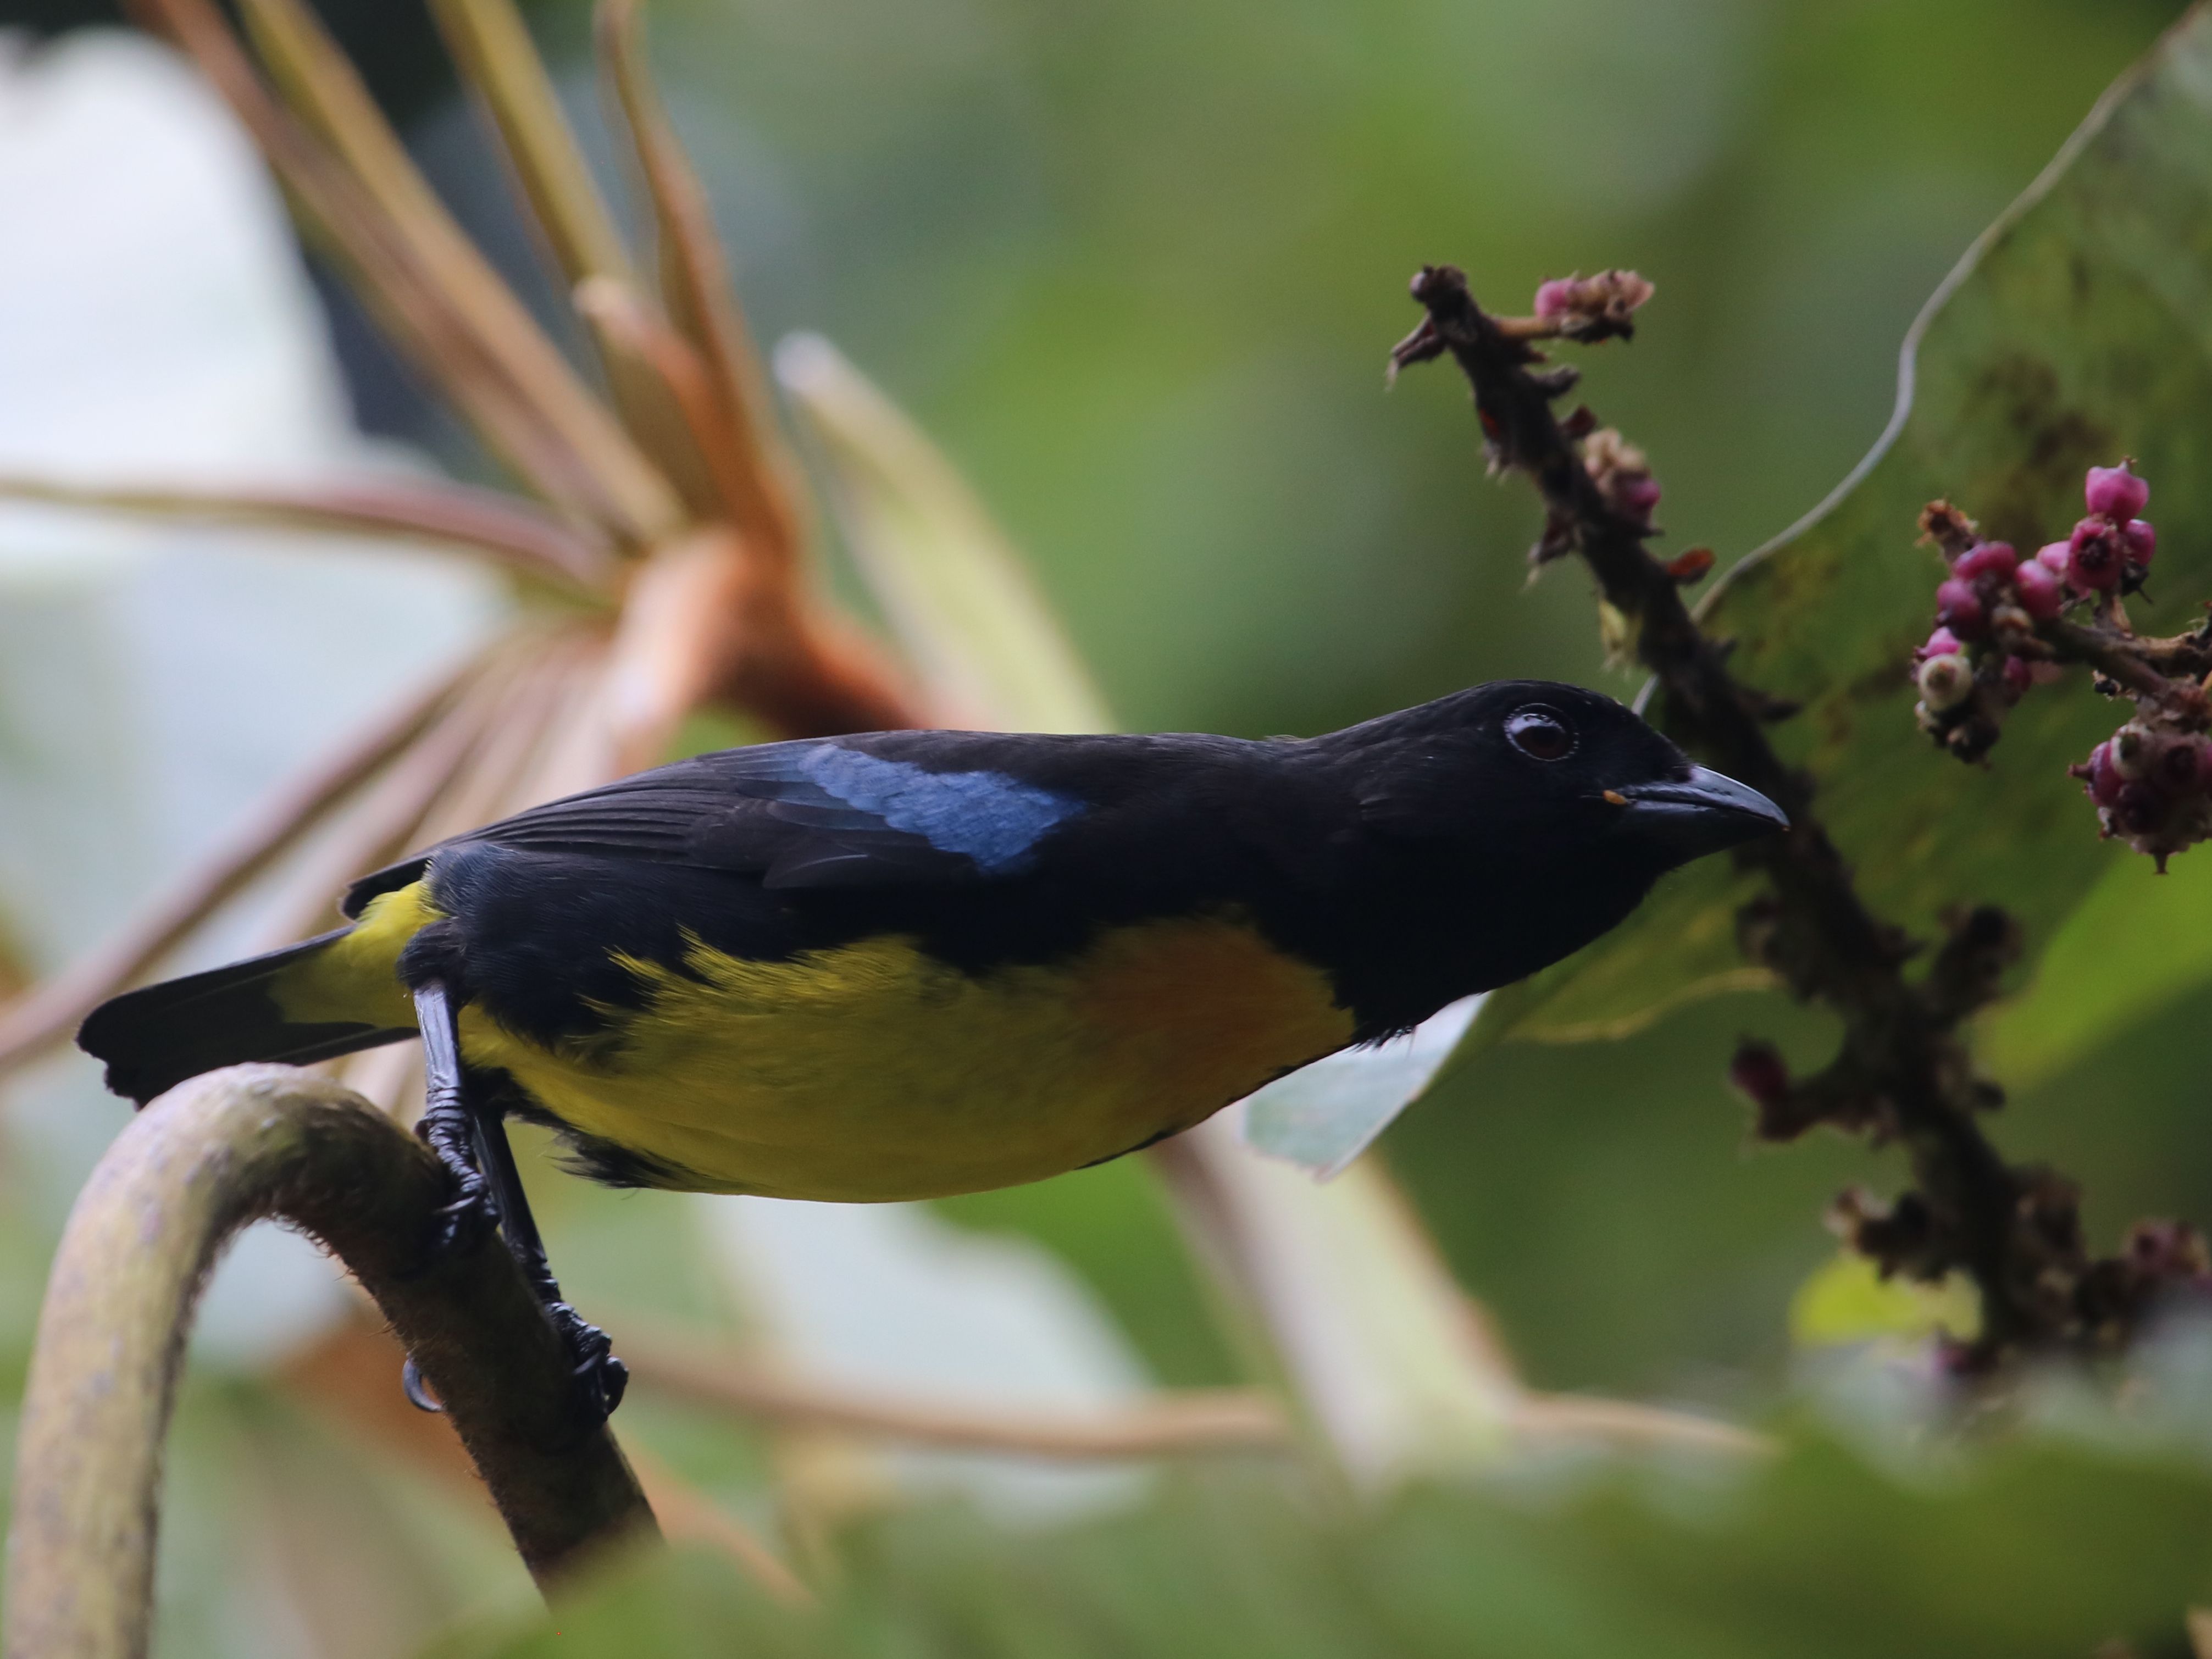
77 929 415 1106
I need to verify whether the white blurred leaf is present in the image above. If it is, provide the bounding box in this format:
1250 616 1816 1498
0 30 499 1357
1238 994 1483 1179
697 1195 1150 1520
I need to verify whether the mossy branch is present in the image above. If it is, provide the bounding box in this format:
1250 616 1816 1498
3 1065 656 1658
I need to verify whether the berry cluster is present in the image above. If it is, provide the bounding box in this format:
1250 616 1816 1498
1912 462 2212 867
2070 716 2212 869
1911 507 2072 762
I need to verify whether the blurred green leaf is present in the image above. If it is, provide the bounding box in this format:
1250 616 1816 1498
1477 5 2212 1047
1788 1251 1980 1348
431 1406 2212 1659
774 331 1115 736
1976 846 2212 1092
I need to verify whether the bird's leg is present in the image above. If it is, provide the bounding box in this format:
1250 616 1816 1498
413 980 496 1256
409 981 628 1422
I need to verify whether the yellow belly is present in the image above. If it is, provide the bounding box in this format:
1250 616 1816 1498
454 914 1356 1200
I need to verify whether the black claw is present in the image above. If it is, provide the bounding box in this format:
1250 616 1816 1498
547 1301 627 1421
401 1355 444 1414
423 1157 497 1258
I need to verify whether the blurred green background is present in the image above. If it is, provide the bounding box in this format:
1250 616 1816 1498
5 0 2212 1651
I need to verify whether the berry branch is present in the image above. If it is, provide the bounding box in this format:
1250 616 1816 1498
1913 469 2212 870
1394 265 2206 1370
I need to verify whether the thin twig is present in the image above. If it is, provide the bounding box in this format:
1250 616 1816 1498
618 1322 1290 1460
4 1066 655 1656
1395 266 2060 1363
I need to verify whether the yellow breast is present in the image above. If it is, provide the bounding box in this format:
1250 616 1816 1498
455 913 1356 1200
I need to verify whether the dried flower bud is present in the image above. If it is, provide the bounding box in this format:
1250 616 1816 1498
1952 541 2017 581
1934 578 1986 637
2011 558 2064 619
2158 737 2210 794
2085 462 2149 521
2114 781 2161 836
1917 501 1978 561
1532 269 1655 336
1583 428 1660 528
1727 1039 1790 1110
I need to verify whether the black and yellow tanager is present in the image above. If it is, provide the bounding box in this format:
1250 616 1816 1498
79 680 1784 1417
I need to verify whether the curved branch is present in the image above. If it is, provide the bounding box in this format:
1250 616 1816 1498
4 1066 656 1657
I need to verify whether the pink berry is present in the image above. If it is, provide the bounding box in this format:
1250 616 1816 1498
2036 541 2071 575
2085 463 2149 521
1936 578 1987 636
2012 558 2063 619
2125 519 2156 568
2067 520 2122 591
1617 475 1662 518
1919 626 1963 662
2086 741 2125 807
2001 656 2033 697
1953 542 2018 581
1534 279 1577 318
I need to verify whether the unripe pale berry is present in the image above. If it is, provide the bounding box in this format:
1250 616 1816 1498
2111 722 2154 780
2012 558 2064 619
1953 542 2018 581
1936 578 1986 636
2067 520 2123 591
2085 463 2149 521
1917 653 1973 711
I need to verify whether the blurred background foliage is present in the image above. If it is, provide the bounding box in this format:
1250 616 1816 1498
5 0 2212 1653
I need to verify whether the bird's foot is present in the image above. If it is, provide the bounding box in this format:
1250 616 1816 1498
415 1108 498 1259
547 1300 628 1422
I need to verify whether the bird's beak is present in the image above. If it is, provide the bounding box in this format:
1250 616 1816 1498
1609 765 1788 857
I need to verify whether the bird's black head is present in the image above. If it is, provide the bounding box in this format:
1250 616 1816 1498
1302 679 1786 1026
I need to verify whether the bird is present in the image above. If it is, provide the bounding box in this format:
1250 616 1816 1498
79 679 1784 1418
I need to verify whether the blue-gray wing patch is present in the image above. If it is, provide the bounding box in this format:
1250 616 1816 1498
341 735 1086 913
789 745 1078 874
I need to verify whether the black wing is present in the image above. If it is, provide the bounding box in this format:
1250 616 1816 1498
341 733 1090 917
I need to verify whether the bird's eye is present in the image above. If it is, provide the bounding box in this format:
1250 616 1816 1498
1505 706 1575 761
